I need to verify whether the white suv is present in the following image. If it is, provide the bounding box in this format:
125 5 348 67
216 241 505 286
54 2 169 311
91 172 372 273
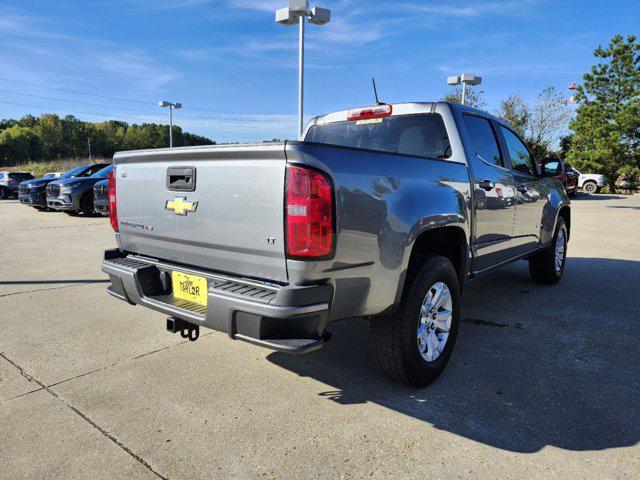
569 166 606 194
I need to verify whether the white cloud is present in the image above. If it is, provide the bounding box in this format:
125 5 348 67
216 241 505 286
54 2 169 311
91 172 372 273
0 10 76 40
402 0 542 18
228 0 283 12
92 51 182 92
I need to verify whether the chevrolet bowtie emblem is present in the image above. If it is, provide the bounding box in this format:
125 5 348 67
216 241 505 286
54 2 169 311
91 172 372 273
165 196 198 216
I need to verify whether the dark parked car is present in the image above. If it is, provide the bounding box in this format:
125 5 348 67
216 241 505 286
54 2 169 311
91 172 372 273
93 179 109 216
543 158 578 197
20 164 107 210
0 171 34 199
46 163 111 214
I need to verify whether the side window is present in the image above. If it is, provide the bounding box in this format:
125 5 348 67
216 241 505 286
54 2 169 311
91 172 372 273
80 165 102 177
500 126 537 176
463 115 503 167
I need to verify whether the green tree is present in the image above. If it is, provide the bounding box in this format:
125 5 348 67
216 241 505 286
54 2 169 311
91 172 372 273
0 113 215 166
441 87 486 109
496 87 572 160
34 114 65 160
567 34 640 192
497 93 530 137
0 119 18 131
0 125 44 165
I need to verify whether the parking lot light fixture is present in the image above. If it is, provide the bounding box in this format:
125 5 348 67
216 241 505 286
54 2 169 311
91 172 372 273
158 100 183 148
447 73 482 106
276 0 331 140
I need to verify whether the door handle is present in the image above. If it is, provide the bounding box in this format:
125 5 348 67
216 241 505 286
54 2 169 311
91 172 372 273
478 180 494 191
517 184 528 193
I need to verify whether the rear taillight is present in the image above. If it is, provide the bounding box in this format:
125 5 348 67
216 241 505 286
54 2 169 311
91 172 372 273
108 168 118 232
347 104 392 121
285 165 334 259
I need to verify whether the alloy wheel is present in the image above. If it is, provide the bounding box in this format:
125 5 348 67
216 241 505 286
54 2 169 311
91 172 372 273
555 229 566 273
417 282 453 363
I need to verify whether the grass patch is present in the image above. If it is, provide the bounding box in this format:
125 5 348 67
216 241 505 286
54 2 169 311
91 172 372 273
5 159 111 178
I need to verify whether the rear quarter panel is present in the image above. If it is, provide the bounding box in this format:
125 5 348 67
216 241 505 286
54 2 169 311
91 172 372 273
285 142 472 320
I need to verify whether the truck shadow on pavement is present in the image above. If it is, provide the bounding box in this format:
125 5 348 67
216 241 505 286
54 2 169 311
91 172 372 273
267 257 640 453
573 194 630 201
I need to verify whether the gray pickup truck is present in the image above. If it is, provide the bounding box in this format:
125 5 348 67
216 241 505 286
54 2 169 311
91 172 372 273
102 102 570 387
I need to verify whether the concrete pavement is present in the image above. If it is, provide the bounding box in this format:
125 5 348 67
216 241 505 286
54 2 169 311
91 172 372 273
1 194 639 479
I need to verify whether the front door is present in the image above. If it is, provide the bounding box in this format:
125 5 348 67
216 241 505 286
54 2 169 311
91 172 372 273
498 126 547 256
462 114 518 272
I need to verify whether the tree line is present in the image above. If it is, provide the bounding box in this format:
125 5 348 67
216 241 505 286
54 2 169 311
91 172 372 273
444 34 640 192
0 115 215 167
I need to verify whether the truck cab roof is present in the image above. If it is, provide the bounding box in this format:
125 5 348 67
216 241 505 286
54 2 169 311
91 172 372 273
308 101 505 129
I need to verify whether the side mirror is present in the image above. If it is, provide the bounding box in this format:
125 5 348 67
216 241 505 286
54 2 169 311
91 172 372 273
541 158 562 177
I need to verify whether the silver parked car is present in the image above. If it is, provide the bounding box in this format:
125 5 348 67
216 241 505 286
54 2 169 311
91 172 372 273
0 171 34 199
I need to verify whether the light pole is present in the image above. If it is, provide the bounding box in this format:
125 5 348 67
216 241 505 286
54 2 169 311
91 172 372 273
158 100 182 148
276 1 331 140
447 73 482 106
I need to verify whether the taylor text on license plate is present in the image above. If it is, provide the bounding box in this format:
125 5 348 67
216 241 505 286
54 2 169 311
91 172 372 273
172 271 208 307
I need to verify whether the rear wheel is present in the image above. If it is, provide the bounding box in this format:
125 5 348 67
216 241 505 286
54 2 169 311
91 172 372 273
0 187 7 199
583 181 598 195
370 255 460 388
529 217 567 284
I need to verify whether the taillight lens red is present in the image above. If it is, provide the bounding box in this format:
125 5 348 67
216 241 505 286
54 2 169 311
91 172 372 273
108 168 118 232
285 165 334 259
347 104 392 121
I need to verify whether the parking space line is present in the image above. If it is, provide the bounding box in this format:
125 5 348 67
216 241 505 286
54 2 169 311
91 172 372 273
0 352 168 480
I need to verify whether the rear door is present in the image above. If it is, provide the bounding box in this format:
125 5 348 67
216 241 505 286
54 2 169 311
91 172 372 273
497 125 547 256
462 114 518 271
115 144 289 283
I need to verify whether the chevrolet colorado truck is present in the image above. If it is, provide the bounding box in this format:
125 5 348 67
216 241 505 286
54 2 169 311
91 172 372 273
102 102 570 387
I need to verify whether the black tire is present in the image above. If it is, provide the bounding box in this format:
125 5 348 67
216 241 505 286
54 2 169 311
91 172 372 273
568 187 577 198
582 181 598 195
529 217 568 285
64 210 77 216
79 193 94 215
0 187 6 200
370 255 461 388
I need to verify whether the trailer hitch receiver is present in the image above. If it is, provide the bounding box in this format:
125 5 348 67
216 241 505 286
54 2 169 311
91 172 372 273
166 317 200 342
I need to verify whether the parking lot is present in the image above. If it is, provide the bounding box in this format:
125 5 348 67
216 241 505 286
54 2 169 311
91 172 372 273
1 194 639 479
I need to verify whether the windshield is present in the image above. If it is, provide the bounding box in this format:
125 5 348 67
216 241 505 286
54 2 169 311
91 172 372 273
92 164 114 179
9 173 33 181
61 165 90 179
305 114 451 160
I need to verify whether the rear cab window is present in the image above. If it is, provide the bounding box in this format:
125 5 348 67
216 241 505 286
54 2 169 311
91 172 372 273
305 114 451 160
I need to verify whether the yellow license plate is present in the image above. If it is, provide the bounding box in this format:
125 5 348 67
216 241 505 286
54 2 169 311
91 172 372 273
172 271 208 307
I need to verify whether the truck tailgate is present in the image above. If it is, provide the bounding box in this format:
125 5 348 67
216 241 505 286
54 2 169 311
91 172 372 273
114 144 288 283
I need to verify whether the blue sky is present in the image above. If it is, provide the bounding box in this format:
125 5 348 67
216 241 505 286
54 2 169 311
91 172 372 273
0 0 638 142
